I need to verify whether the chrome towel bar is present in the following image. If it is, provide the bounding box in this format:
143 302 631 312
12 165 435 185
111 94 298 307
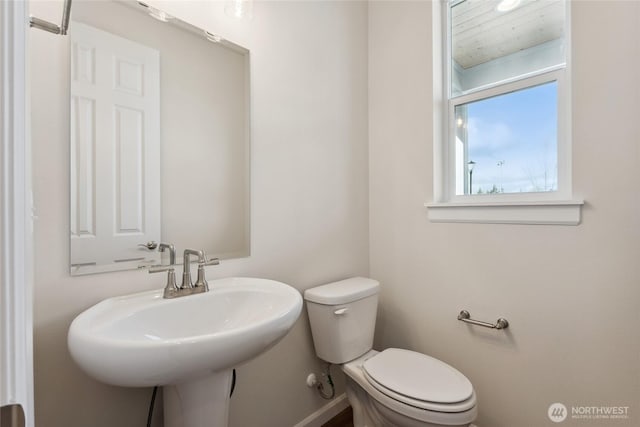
457 310 509 330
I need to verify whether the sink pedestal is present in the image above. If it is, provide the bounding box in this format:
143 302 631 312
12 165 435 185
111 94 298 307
163 370 233 427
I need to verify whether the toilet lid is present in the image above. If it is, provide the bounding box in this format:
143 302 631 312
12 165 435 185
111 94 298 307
363 348 474 405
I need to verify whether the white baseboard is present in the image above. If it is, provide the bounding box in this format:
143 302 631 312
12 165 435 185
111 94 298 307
292 393 349 427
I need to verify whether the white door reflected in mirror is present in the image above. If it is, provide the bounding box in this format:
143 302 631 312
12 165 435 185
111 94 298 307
70 22 161 270
68 0 251 275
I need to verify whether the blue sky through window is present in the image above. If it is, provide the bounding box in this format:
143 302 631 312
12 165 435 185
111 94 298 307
464 81 558 194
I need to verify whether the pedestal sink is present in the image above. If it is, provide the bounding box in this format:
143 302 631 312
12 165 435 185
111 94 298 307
68 277 303 427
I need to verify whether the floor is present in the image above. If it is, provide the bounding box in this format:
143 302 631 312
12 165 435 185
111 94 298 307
322 407 353 427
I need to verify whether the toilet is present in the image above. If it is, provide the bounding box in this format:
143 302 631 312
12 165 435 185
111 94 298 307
304 277 477 427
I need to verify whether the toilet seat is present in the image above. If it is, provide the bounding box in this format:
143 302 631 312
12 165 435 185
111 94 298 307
362 348 476 413
343 350 478 426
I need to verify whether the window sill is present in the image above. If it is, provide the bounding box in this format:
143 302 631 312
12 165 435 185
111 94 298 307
425 200 584 225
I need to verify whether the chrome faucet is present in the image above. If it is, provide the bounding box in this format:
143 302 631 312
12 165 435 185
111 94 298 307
181 249 204 289
182 249 220 294
149 247 220 299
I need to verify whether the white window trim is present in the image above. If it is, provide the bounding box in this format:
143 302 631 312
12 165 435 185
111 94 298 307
427 0 583 225
426 200 584 225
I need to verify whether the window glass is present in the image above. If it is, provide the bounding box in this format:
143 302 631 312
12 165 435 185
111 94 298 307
450 0 566 96
449 0 566 197
455 81 558 195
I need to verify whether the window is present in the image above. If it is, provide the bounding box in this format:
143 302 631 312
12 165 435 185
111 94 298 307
455 80 558 195
428 0 583 225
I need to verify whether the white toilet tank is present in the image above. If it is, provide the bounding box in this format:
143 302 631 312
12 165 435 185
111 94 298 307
304 277 380 364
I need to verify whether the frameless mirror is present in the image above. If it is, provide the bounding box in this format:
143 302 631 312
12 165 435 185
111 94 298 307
69 0 250 275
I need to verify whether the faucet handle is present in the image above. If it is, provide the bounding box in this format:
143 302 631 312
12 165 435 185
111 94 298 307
148 264 174 274
201 257 220 267
193 263 209 291
192 257 218 291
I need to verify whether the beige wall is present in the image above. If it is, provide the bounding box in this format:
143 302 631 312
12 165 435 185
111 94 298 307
31 1 368 426
369 1 640 427
31 0 640 426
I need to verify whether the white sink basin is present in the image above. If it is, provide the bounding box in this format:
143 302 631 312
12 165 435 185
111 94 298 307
68 277 303 387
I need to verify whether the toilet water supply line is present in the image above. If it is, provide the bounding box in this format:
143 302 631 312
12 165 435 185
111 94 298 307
316 363 335 400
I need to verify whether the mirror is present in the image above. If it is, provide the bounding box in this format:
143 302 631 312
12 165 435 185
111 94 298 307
69 0 250 275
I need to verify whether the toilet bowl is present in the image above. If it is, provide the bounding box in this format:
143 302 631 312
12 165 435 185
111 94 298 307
343 350 477 427
304 277 477 427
